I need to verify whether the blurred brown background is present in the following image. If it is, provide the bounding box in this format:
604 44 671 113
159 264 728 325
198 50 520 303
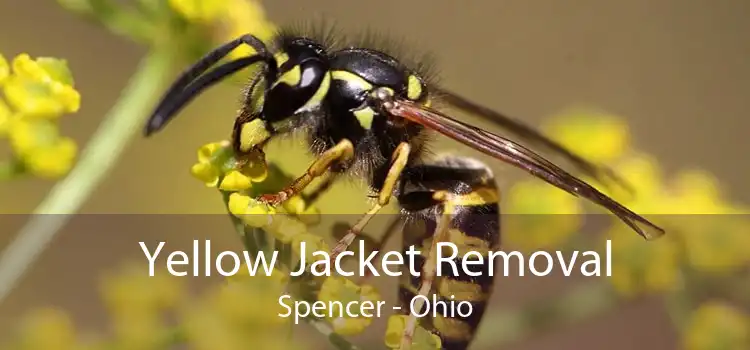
0 0 748 349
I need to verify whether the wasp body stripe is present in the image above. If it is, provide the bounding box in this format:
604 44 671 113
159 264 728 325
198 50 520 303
398 158 500 350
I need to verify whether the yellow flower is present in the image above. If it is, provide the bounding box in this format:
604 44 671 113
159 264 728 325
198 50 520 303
385 315 442 350
23 137 77 178
100 263 185 348
267 214 309 243
213 275 290 327
219 169 253 191
16 308 77 350
318 277 380 335
227 266 289 286
101 263 185 317
168 0 227 23
4 54 80 117
191 161 220 186
605 225 681 297
182 271 294 350
190 141 268 190
282 195 322 225
543 108 631 164
684 301 749 350
291 232 330 266
651 170 749 273
0 98 12 135
0 53 8 84
7 118 78 178
505 180 583 251
605 153 665 207
666 170 729 214
219 0 277 60
228 192 276 227
679 213 750 274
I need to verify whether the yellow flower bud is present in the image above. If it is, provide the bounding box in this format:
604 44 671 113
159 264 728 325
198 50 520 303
0 54 8 85
0 98 12 135
8 118 60 156
222 0 277 60
190 162 220 187
168 0 227 23
228 193 253 216
3 75 80 118
291 233 330 262
243 202 275 227
505 180 582 251
4 54 80 117
385 315 442 349
543 109 630 163
684 301 749 350
228 193 275 227
197 141 227 163
318 277 380 335
268 215 309 243
606 226 681 297
219 170 253 191
282 195 307 215
18 308 77 350
297 206 322 225
24 137 77 178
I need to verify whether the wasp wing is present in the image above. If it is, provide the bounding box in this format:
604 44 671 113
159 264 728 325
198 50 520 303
434 87 633 194
385 98 665 240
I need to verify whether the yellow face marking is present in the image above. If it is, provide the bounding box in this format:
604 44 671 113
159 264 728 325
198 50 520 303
273 65 301 88
239 119 271 152
353 107 376 129
407 75 423 100
299 73 330 111
274 52 290 67
331 70 373 90
249 79 266 114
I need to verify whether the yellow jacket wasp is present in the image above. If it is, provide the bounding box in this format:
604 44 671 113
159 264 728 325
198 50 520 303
144 24 665 350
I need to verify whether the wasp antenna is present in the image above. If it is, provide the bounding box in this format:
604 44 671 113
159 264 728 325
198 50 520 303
145 56 270 136
144 34 275 137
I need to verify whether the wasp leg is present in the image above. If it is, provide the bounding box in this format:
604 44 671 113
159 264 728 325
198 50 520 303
397 157 501 350
400 199 455 350
258 139 355 205
329 142 412 260
301 171 340 208
355 215 404 284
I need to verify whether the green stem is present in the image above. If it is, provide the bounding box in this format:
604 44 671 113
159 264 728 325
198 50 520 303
0 49 174 303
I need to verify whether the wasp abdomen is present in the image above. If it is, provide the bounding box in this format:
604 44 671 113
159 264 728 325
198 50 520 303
397 157 501 350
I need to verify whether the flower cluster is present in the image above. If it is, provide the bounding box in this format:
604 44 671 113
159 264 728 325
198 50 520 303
505 108 750 293
385 315 443 350
58 0 277 69
169 0 278 58
0 53 80 179
4 262 310 350
684 301 749 350
505 107 750 349
188 135 385 344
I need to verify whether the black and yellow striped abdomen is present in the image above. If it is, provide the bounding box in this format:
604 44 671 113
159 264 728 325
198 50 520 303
396 157 501 350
